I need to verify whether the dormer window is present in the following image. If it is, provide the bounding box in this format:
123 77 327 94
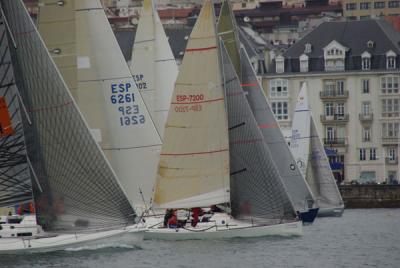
276 55 285 74
323 40 348 72
367 40 375 49
300 54 309 72
304 43 312 54
361 51 371 70
386 50 396 69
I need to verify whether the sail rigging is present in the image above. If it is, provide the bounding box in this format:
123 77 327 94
221 43 296 223
153 0 230 209
1 0 136 232
37 0 163 210
0 19 32 206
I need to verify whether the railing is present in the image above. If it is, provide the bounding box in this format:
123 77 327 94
359 113 373 122
323 138 347 146
320 90 349 99
382 137 399 145
385 157 398 165
320 114 349 123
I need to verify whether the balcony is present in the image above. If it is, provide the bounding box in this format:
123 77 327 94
359 113 373 122
385 157 398 165
382 137 399 146
320 114 349 124
320 90 349 100
324 138 347 147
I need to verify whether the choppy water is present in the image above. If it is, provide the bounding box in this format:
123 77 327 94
2 209 400 268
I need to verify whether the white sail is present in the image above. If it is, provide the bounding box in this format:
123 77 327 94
130 0 178 139
38 0 163 210
290 83 311 177
153 0 230 209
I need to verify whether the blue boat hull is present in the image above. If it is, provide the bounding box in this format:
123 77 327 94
299 208 319 223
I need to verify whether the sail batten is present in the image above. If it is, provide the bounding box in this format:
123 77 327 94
153 0 230 209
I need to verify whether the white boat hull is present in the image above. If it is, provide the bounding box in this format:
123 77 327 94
317 206 344 217
0 225 145 254
144 213 302 240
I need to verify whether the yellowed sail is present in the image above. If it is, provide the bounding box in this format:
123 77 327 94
37 0 77 99
153 0 230 209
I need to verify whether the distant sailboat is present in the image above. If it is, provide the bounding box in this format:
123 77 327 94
145 0 302 240
0 0 143 253
217 0 318 223
130 0 178 139
290 83 344 217
37 0 163 212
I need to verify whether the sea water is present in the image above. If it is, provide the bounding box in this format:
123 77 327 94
2 209 400 268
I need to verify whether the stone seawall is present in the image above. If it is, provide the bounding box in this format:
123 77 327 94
339 185 400 208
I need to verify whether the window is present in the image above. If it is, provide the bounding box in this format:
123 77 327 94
382 122 400 138
387 56 396 69
336 103 345 117
346 3 357 10
363 127 371 142
270 79 288 98
388 147 397 160
362 101 371 115
300 54 309 72
382 99 400 117
381 76 399 94
389 1 400 8
360 2 371 9
362 79 370 93
374 1 385 8
362 57 370 70
271 102 288 120
359 148 366 161
304 43 312 54
325 103 335 116
337 80 345 95
369 148 377 160
326 127 335 140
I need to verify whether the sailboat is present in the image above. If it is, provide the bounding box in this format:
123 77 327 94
290 83 344 217
217 0 318 223
130 0 178 139
0 0 144 253
37 0 163 213
145 0 302 240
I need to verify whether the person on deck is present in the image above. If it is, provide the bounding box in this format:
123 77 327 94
167 210 177 228
191 207 203 227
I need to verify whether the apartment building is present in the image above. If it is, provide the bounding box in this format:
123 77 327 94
343 0 400 19
262 20 400 184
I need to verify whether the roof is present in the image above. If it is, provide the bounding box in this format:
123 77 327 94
284 20 400 59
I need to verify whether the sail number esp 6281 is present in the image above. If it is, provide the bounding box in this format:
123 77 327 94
110 83 145 127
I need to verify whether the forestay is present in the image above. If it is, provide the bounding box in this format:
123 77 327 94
0 18 32 207
130 0 178 139
153 0 230 209
221 44 296 223
1 0 136 232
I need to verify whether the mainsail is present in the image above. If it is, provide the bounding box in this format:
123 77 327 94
0 19 32 206
38 0 163 210
221 44 295 223
153 0 230 209
291 84 343 209
130 0 178 139
1 0 136 232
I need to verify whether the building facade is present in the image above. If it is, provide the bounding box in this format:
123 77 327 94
262 20 400 184
343 0 400 20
